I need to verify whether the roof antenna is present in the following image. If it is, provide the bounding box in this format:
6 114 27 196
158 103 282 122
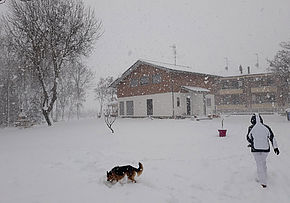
255 53 259 69
170 44 177 65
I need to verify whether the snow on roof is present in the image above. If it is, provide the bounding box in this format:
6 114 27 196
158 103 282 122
214 65 270 77
140 59 218 76
110 60 219 87
182 86 210 93
141 59 200 74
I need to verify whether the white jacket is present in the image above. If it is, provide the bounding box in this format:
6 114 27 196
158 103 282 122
247 114 278 152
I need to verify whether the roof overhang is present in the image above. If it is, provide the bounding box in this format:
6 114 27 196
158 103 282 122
181 86 210 93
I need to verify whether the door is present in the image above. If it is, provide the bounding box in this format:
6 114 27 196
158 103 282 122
147 99 153 116
186 98 191 115
126 101 134 116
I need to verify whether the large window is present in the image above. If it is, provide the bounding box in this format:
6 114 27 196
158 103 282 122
140 75 149 85
119 102 124 115
152 74 161 84
126 101 134 115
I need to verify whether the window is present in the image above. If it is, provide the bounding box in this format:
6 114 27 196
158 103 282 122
220 94 244 105
177 97 180 107
140 75 149 85
221 80 239 89
206 98 211 107
130 78 138 87
252 93 276 104
152 74 161 84
126 101 134 115
265 78 274 86
253 77 274 87
221 80 229 89
119 102 124 115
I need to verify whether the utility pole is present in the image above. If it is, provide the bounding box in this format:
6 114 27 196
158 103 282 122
170 44 177 65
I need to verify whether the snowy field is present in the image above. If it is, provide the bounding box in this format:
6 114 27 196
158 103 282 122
0 115 290 203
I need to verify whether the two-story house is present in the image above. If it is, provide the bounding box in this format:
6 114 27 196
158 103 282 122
110 60 220 118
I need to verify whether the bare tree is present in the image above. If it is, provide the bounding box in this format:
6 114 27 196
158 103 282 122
0 31 22 127
104 113 116 133
3 0 102 126
94 76 115 117
70 59 95 119
269 41 290 109
58 65 74 120
0 0 32 4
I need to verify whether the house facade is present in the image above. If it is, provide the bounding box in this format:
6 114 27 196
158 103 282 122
111 60 219 118
215 73 289 113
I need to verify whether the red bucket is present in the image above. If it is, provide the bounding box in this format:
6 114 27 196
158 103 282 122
218 129 227 137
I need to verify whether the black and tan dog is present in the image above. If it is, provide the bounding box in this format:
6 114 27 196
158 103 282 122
107 162 143 183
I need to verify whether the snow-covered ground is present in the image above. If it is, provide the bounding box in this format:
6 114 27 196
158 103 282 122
0 115 290 203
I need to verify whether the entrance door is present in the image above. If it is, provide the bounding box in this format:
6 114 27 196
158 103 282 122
147 99 153 116
186 98 191 115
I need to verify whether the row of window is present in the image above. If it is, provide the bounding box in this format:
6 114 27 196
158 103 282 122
221 80 243 89
219 94 244 105
130 74 162 87
219 93 276 105
221 78 274 89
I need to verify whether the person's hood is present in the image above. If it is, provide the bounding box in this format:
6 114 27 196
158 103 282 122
250 113 263 125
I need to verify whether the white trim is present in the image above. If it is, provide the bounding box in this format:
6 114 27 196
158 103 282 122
182 86 210 93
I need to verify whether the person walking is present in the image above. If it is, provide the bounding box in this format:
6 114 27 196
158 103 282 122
246 113 280 188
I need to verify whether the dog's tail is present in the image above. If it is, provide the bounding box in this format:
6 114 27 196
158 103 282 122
136 162 143 176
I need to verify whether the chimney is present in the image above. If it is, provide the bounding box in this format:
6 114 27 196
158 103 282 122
239 65 243 74
247 66 250 74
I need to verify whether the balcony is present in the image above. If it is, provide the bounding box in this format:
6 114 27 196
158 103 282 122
217 104 246 110
251 86 277 93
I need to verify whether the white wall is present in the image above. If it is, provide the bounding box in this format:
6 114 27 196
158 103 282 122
118 92 215 117
118 93 173 117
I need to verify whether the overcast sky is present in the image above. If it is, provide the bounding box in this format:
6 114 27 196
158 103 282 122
1 0 290 109
1 0 290 76
84 0 290 77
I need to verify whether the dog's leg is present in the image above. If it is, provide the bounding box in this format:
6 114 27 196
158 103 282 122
128 172 137 183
